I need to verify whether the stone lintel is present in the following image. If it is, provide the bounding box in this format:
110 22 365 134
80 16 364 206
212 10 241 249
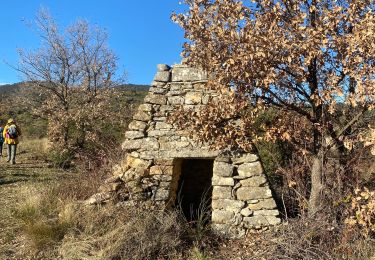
171 66 208 82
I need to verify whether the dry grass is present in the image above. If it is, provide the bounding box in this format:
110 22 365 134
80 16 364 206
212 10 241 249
12 188 73 251
9 174 220 259
17 137 51 162
59 204 186 259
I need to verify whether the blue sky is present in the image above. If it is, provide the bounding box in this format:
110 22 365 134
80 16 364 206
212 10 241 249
0 1 186 85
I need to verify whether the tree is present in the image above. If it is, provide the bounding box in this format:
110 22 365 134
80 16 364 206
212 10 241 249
173 0 374 216
16 9 123 158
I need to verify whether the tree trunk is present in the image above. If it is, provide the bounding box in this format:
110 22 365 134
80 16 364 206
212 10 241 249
308 151 324 217
63 125 69 144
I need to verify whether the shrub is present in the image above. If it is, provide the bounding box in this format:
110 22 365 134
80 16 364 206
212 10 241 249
247 217 374 260
48 149 75 169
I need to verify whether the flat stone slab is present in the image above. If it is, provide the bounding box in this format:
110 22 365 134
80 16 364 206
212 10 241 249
154 189 169 201
153 71 171 82
232 154 259 164
185 92 203 105
212 186 233 199
212 210 235 224
172 66 208 82
236 187 272 200
122 138 159 151
125 131 144 139
158 149 219 158
133 111 152 122
240 175 267 187
248 198 277 210
212 199 245 212
243 215 281 227
237 161 263 177
213 161 233 177
128 121 147 131
145 93 167 105
212 176 235 186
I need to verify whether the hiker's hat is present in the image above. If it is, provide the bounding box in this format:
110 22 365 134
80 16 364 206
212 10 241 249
7 118 14 124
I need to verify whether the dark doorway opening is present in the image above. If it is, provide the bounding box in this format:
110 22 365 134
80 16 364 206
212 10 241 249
176 159 214 222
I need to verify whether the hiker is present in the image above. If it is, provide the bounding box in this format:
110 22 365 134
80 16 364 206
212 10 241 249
3 118 21 164
0 125 4 156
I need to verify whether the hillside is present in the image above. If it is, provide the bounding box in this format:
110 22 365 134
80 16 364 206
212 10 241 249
0 82 149 138
0 82 150 94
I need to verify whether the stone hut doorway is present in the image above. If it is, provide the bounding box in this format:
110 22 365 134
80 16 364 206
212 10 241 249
174 159 214 222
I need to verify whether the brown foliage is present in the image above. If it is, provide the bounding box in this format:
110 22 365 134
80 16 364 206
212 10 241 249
172 0 374 152
172 0 374 214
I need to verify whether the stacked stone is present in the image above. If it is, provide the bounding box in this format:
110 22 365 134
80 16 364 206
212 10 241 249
114 64 217 205
121 64 213 155
211 154 280 237
89 64 280 237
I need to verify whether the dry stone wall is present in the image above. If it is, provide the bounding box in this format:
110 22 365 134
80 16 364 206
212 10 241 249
91 64 280 237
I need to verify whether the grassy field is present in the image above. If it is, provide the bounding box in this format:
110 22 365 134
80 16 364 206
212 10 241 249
0 139 75 259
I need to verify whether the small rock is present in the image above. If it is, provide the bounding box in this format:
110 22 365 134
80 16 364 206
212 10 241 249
240 208 253 217
157 64 171 71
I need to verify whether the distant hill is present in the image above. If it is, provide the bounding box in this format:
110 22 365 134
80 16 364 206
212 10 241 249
115 84 150 92
0 82 26 97
0 82 150 94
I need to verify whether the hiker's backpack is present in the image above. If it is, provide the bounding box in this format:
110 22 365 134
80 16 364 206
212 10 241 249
7 124 18 139
0 127 3 142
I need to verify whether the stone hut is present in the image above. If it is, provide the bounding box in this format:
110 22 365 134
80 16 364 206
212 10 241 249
96 64 280 237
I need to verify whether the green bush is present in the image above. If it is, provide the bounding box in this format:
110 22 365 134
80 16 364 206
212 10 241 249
48 150 74 169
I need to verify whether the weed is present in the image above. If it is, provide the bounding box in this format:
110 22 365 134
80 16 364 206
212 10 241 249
191 246 212 260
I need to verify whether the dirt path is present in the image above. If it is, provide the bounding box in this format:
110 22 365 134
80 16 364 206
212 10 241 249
0 142 70 259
